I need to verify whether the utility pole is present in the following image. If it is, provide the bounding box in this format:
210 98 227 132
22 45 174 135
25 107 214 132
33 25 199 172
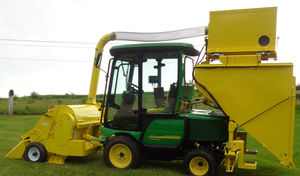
8 90 14 116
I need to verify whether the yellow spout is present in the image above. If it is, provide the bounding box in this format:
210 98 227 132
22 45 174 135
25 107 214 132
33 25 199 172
86 33 115 105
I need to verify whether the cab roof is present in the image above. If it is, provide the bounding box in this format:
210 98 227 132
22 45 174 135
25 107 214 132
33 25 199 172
110 43 199 56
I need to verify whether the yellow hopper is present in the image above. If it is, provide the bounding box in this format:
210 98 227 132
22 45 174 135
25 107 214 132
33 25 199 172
194 7 295 171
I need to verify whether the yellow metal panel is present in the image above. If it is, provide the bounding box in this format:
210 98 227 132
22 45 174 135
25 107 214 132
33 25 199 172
219 55 261 66
208 7 277 54
69 104 101 125
53 113 75 146
5 141 26 159
48 154 67 164
31 114 55 141
46 139 97 156
45 104 101 156
6 103 102 162
194 62 295 168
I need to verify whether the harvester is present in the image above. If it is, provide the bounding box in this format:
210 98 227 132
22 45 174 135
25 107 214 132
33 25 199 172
6 7 295 176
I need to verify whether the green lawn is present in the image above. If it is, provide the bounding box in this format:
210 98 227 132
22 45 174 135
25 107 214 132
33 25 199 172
0 111 300 176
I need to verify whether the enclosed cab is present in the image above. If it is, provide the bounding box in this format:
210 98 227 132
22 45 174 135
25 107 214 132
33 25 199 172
100 43 228 175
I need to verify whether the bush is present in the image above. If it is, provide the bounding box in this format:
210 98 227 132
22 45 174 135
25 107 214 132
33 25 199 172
296 94 300 100
30 91 39 99
14 95 19 100
96 96 104 103
56 99 63 104
26 98 35 104
44 95 53 100
81 97 87 104
0 93 101 115
64 93 76 99
295 100 300 110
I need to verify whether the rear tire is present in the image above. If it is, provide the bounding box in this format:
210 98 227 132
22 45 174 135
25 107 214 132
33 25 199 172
103 135 141 169
184 148 216 176
24 142 47 162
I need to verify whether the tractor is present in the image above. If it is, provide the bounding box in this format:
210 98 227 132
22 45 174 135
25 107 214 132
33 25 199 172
100 43 227 176
6 7 295 176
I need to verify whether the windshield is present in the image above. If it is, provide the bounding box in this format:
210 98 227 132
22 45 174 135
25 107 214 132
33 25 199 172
106 51 179 130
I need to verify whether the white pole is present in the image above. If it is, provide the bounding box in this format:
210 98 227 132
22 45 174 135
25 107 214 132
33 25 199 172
8 90 14 116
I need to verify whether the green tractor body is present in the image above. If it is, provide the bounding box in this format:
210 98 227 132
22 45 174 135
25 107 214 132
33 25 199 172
100 43 228 167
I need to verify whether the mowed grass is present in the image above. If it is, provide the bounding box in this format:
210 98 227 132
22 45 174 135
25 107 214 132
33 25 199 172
0 111 300 176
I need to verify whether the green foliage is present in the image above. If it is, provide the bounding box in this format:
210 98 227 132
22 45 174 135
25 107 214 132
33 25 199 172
30 91 39 99
296 100 300 110
81 97 88 104
0 94 89 115
297 94 300 100
44 95 53 100
96 95 104 102
1 92 300 116
56 99 63 104
25 98 35 104
296 84 300 90
14 95 19 100
64 93 76 99
194 89 202 97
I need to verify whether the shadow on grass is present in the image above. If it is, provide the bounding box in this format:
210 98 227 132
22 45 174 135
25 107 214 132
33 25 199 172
215 165 292 176
62 152 294 176
65 153 185 174
65 153 100 164
140 160 185 175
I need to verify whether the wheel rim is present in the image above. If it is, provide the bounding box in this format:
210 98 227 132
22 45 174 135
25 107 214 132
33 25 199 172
109 143 132 168
28 147 41 161
189 156 209 176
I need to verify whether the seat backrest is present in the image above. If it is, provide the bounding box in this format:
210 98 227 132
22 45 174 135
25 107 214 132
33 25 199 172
154 87 166 107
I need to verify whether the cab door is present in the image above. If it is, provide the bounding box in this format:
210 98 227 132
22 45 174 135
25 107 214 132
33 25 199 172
142 118 184 146
105 57 140 131
140 52 184 147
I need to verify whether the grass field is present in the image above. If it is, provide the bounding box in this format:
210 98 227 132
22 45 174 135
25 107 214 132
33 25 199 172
0 94 100 115
0 91 214 116
0 110 299 176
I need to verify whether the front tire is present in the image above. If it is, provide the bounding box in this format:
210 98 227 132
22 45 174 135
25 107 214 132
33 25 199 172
103 136 141 169
184 149 216 176
24 142 47 162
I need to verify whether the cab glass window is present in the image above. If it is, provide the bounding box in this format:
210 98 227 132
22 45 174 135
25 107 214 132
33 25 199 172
142 52 178 114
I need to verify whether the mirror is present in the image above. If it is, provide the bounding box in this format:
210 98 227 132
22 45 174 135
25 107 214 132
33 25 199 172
95 52 102 68
184 56 195 85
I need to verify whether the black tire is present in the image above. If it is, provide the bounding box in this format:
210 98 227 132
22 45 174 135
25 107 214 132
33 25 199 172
214 153 225 166
103 135 141 169
24 142 47 162
184 149 216 176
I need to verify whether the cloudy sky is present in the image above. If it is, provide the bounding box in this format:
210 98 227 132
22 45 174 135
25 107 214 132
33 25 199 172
0 0 299 98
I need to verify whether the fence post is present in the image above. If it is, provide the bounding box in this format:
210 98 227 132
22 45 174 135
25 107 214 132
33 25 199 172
8 90 14 117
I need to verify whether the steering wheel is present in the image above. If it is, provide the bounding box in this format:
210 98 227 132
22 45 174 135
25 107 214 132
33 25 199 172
129 82 138 89
127 82 139 93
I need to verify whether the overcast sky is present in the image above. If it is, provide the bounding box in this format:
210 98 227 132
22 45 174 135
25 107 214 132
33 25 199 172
0 0 299 98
